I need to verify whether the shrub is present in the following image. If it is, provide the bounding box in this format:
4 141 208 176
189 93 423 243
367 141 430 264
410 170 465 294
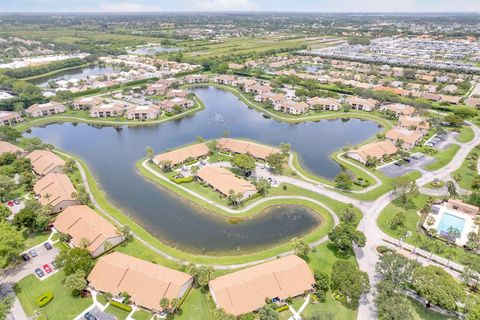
169 176 194 184
110 300 132 312
276 305 289 312
376 245 393 254
35 292 54 308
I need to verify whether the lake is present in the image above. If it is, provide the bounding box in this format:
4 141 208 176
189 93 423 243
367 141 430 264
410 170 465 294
30 65 120 87
25 87 381 254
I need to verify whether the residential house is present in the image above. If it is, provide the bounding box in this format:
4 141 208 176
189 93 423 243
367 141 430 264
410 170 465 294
465 97 480 107
385 127 423 150
440 95 461 105
87 252 193 312
217 138 280 160
166 89 188 99
398 115 430 132
306 97 340 111
26 102 66 118
347 140 398 165
0 141 26 156
125 105 160 121
213 75 236 86
209 255 315 316
346 97 378 111
26 150 65 176
380 103 416 117
184 74 208 84
146 83 167 95
73 96 103 110
446 199 480 216
0 111 23 126
54 205 124 257
33 172 79 213
90 102 125 118
274 100 309 115
196 166 257 201
159 98 194 113
153 142 210 167
421 92 441 101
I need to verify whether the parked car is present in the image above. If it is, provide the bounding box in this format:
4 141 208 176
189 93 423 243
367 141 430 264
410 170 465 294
21 253 30 261
7 201 14 207
13 199 20 205
43 264 52 273
84 312 98 320
34 268 44 278
29 249 37 257
43 242 52 250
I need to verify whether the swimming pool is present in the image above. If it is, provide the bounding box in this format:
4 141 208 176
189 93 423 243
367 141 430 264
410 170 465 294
437 212 466 236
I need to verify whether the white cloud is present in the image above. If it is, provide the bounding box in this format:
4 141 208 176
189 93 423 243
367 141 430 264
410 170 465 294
194 0 259 11
97 2 161 12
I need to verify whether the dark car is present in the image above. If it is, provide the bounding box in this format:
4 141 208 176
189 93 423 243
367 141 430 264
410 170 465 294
21 253 30 261
43 242 52 250
34 268 44 278
13 199 20 205
84 312 97 320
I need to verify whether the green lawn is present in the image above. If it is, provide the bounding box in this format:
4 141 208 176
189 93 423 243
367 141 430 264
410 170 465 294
15 271 93 320
23 231 51 249
425 144 461 171
452 146 479 191
132 309 152 320
105 305 131 320
409 298 455 320
176 288 215 320
456 126 475 143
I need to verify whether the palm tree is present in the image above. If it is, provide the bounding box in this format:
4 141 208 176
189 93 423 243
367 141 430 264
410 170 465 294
447 227 461 245
445 248 457 267
145 146 154 161
412 234 423 254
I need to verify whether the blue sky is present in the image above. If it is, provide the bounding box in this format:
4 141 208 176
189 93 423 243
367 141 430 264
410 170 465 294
1 0 479 12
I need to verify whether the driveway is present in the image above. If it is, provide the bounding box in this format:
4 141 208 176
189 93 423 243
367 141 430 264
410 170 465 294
85 307 116 320
379 156 434 178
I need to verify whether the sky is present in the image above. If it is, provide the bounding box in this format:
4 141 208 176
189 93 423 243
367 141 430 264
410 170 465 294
0 0 479 13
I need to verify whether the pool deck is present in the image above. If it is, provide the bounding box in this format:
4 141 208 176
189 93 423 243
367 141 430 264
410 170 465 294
425 205 477 246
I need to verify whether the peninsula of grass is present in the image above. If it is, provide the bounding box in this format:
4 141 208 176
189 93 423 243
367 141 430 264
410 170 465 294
63 151 346 266
424 144 461 171
452 146 479 191
456 125 475 143
14 97 205 132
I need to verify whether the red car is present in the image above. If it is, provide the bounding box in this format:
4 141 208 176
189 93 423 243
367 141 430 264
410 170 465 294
7 201 14 207
43 264 52 273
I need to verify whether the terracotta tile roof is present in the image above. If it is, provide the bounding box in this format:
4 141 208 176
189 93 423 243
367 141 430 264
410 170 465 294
26 150 65 175
54 205 120 254
209 255 315 316
217 138 279 160
398 116 430 131
197 166 256 196
380 103 416 116
153 143 209 166
352 140 398 160
385 127 423 145
87 252 192 311
33 172 76 207
0 141 23 155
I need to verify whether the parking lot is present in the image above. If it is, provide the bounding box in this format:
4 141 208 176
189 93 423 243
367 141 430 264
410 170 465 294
83 307 116 320
2 241 59 284
379 153 434 178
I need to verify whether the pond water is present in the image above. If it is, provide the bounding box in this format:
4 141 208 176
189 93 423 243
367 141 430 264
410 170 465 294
30 65 120 87
25 87 381 253
127 45 180 55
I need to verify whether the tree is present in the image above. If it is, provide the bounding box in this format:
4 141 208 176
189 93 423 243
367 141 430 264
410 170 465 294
446 181 457 197
0 126 21 142
145 146 154 161
207 140 218 153
291 237 310 257
258 305 279 320
280 142 290 156
222 131 230 137
65 270 87 296
466 300 480 320
342 144 352 156
412 265 465 311
160 297 170 312
376 252 418 290
376 282 413 320
447 226 461 244
265 153 286 174
334 172 353 190
0 205 11 221
0 221 24 268
54 247 94 276
328 223 366 251
0 175 15 200
0 296 14 320
392 176 418 209
191 165 200 176
118 225 131 240
256 178 270 196
444 114 464 126
212 309 235 320
159 160 172 172
196 136 205 143
227 189 241 207
187 264 214 288
230 153 256 172
388 212 407 230
331 260 370 305
340 204 357 225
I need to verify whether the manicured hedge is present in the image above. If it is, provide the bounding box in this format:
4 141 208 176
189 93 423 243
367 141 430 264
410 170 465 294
169 176 194 184
110 300 132 312
276 305 289 312
35 292 54 308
